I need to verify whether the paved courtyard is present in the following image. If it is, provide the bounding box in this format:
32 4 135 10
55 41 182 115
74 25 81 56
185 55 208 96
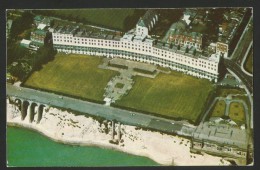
99 58 167 105
104 72 134 104
218 73 241 87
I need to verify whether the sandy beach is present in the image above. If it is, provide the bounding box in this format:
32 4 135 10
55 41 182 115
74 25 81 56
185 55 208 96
6 99 230 166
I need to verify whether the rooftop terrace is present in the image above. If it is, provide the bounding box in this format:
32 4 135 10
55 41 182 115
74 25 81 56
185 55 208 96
193 121 248 150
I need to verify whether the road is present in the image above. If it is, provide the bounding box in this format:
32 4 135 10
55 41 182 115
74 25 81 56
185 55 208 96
224 60 253 93
6 84 195 137
224 14 253 93
240 42 253 77
222 13 253 129
229 15 253 62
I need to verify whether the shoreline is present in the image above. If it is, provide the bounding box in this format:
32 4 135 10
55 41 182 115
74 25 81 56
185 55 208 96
7 123 158 165
6 100 230 166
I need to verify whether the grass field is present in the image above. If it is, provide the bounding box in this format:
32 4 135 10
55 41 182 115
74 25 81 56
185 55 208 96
210 100 226 118
229 102 246 126
217 88 245 97
24 54 118 102
233 95 251 122
115 83 124 89
245 48 253 74
37 9 145 31
115 72 214 123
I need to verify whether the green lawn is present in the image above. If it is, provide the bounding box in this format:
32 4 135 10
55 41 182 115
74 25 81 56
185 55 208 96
115 83 125 89
24 54 118 102
229 102 246 126
233 95 251 122
245 48 253 74
115 72 214 123
211 100 226 118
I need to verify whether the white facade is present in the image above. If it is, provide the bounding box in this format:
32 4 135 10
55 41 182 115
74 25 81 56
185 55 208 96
52 28 220 81
136 25 149 37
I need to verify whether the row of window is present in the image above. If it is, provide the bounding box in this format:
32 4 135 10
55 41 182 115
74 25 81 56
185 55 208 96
173 39 202 45
55 45 218 72
57 48 217 77
52 34 217 67
53 41 217 69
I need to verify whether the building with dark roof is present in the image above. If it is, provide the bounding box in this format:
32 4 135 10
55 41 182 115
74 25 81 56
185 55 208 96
167 20 203 50
216 8 247 58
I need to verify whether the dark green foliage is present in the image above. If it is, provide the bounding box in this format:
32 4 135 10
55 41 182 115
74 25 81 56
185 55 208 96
33 44 56 71
7 63 28 80
7 43 56 81
193 49 197 55
185 46 189 53
133 68 157 75
7 42 27 65
9 11 34 40
108 62 128 69
177 45 180 50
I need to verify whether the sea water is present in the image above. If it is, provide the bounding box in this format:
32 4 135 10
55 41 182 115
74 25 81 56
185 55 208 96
6 126 159 167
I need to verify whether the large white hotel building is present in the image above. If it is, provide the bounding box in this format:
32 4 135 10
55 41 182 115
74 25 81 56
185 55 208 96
51 10 220 82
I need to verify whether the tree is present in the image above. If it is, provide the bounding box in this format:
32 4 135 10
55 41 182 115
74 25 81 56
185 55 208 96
7 63 27 80
170 43 173 49
7 43 27 65
185 46 189 53
177 44 180 50
193 49 197 55
9 11 34 40
33 44 56 71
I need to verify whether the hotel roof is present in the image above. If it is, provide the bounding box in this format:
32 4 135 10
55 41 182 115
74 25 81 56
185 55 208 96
54 25 123 41
34 15 44 22
52 25 214 60
33 29 48 36
137 9 157 28
20 39 31 45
